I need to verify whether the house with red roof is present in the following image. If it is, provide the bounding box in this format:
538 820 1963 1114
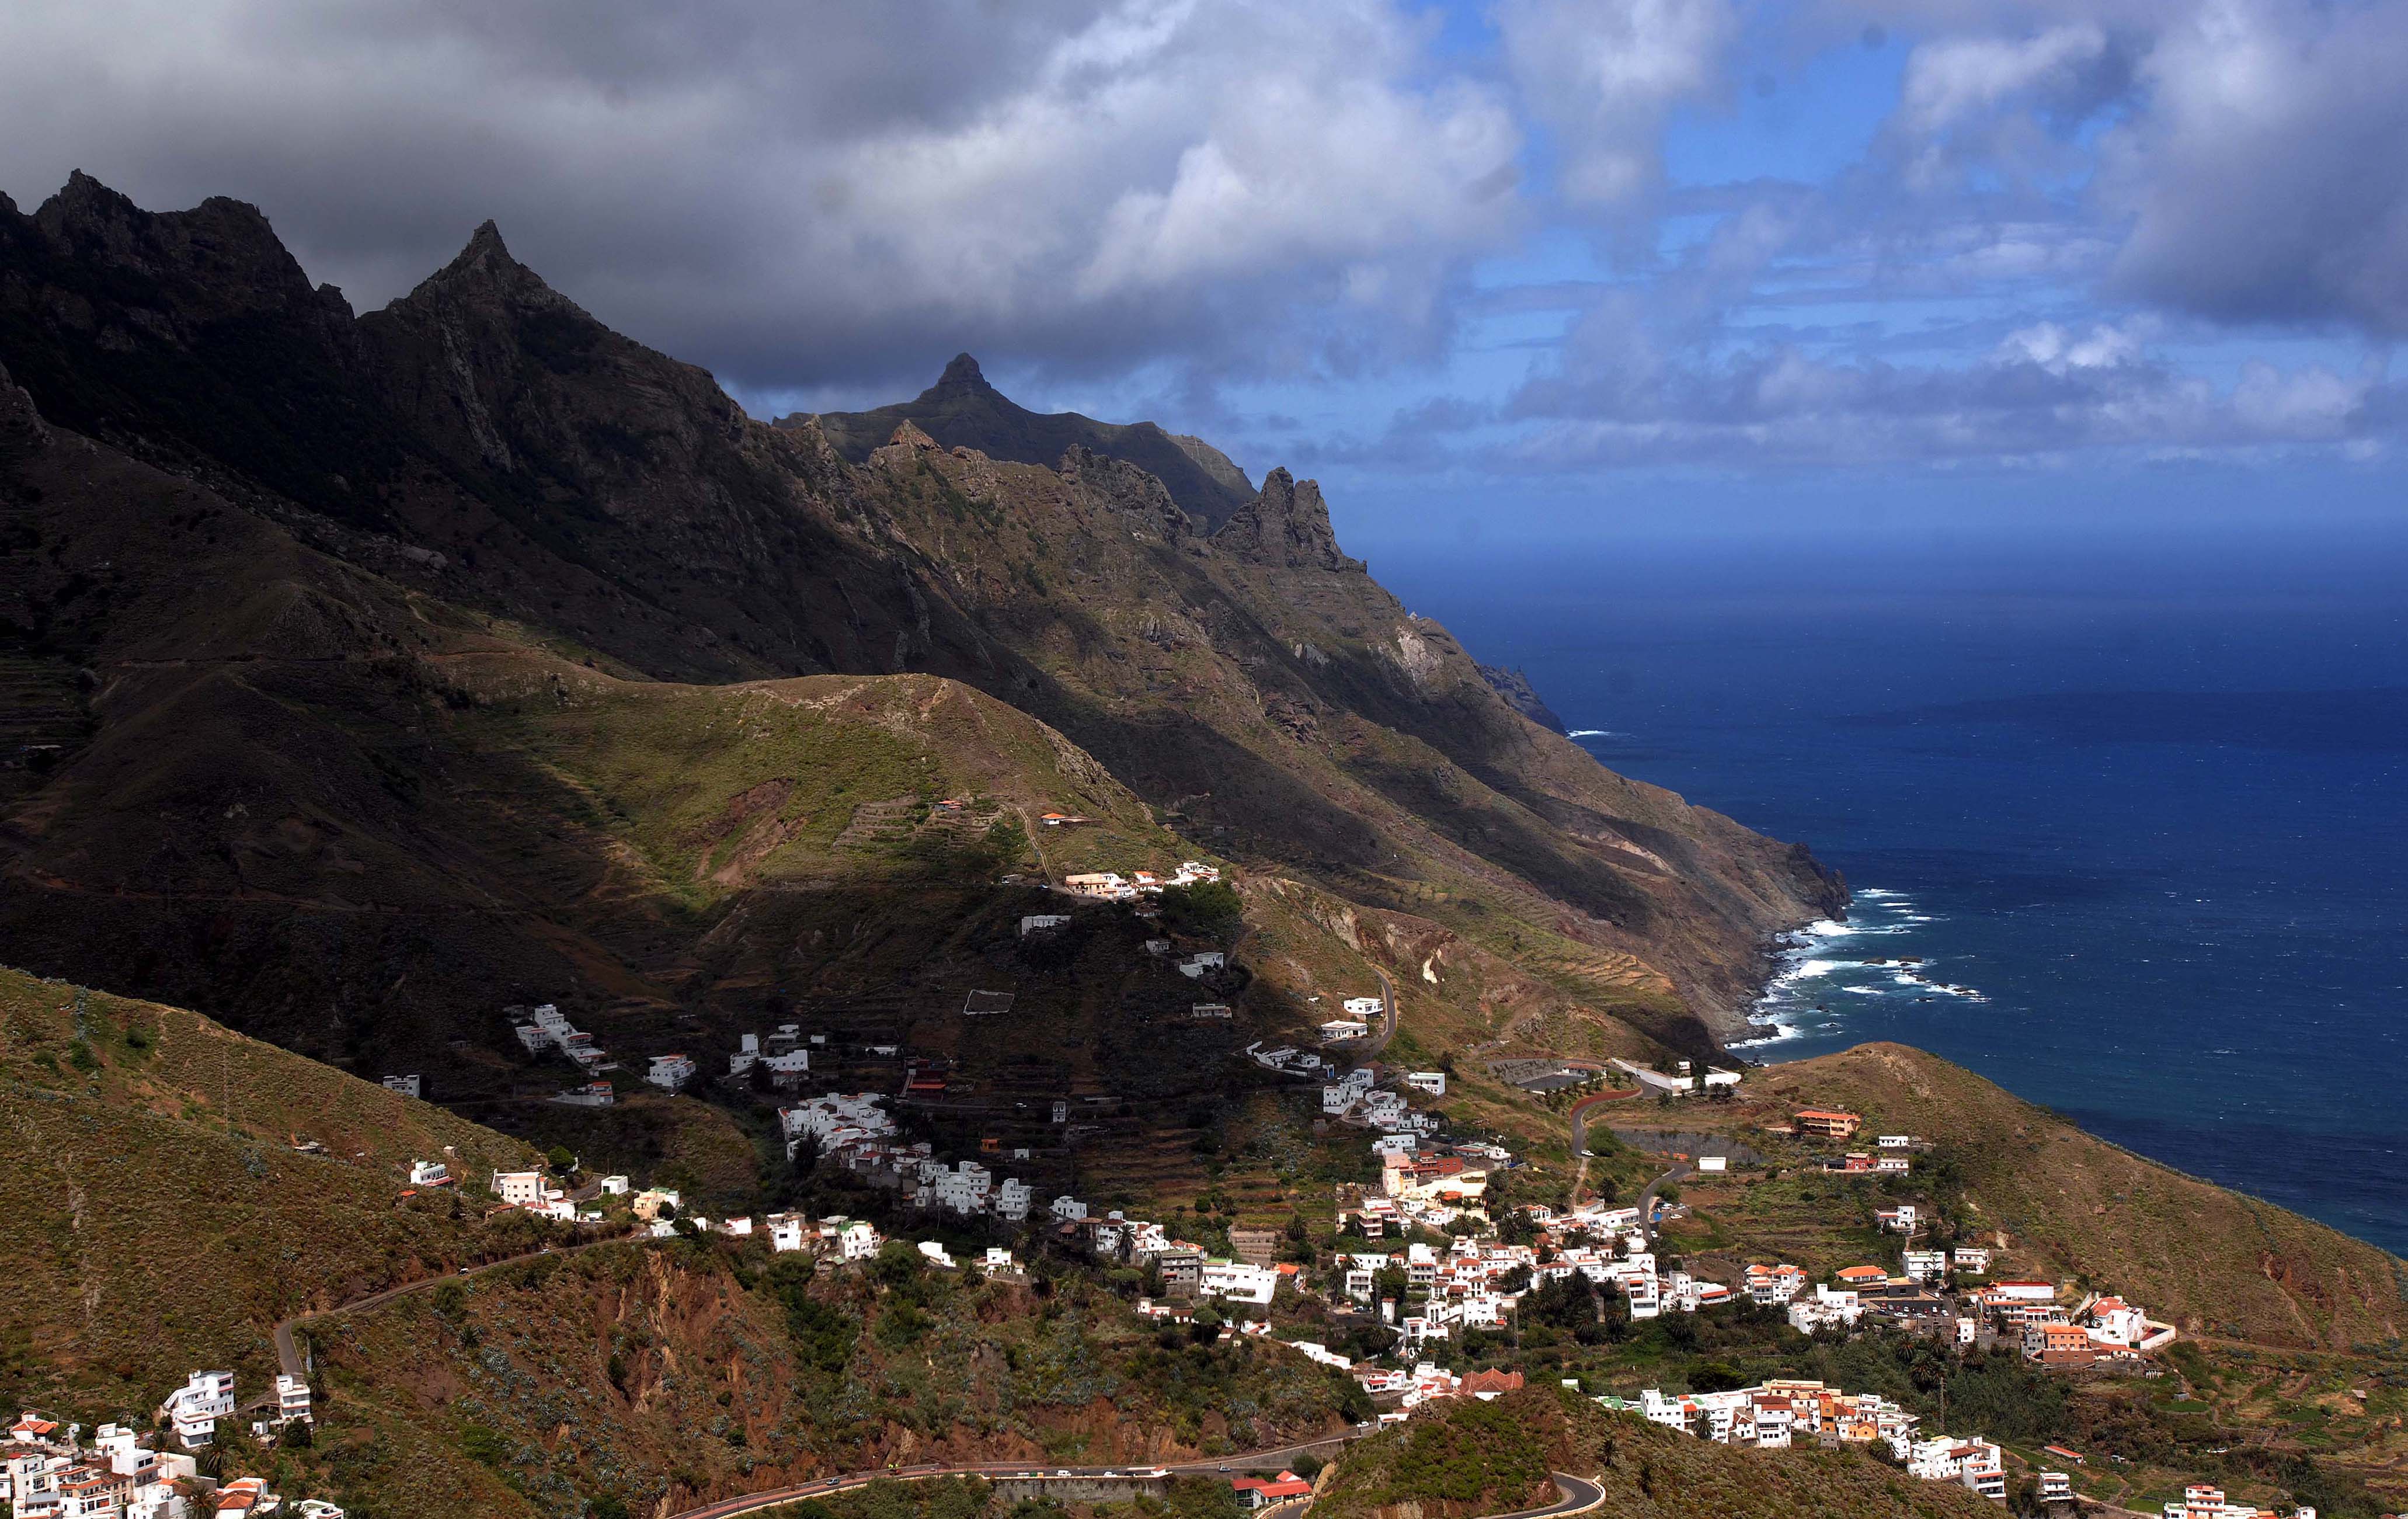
1230 1472 1316 1507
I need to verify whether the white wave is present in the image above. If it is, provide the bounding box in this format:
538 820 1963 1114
1854 888 1905 900
1567 729 1625 739
1730 1021 1801 1047
1790 958 1847 979
1802 919 1857 938
1840 986 1887 996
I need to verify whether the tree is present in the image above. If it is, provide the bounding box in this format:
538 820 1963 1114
1158 881 1243 941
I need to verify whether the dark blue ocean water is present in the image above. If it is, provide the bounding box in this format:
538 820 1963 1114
1368 529 2408 1256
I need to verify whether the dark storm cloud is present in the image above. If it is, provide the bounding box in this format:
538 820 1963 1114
0 0 2399 475
0 0 1525 403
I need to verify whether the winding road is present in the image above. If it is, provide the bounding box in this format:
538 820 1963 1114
663 1441 1363 1519
1361 965 1400 1055
666 1461 1606 1519
1633 1162 1689 1247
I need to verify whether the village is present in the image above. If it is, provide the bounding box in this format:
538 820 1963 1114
48 853 2287 1519
5 1377 328 1519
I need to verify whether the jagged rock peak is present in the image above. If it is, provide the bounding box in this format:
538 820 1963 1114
400 217 584 320
928 352 996 396
1213 467 1363 572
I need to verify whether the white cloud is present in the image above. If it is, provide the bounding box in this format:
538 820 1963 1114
1995 319 2145 373
1897 22 2106 135
1497 0 1737 207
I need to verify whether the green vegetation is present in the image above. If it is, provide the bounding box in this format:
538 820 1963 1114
1317 1386 1993 1519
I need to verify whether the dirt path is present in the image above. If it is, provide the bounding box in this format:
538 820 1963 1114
272 1229 638 1378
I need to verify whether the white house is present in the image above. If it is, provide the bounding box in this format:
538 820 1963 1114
1178 951 1227 978
597 1174 630 1195
1877 1134 1915 1149
1318 1019 1369 1042
1051 1195 1088 1222
492 1170 545 1207
1342 996 1386 1018
1404 1071 1447 1096
1696 1154 1728 1173
646 1054 697 1091
552 1080 615 1107
1199 1261 1280 1305
158 1370 236 1448
2085 1296 2151 1347
995 1177 1034 1221
1625 1274 1661 1319
408 1159 450 1187
767 1212 808 1253
839 1222 882 1261
380 1074 421 1099
1902 1249 1950 1282
274 1375 312 1424
1020 914 1072 936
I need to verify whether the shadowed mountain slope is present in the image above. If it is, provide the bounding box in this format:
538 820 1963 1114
0 176 1840 1082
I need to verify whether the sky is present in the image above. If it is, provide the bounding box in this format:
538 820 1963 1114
2 0 2404 549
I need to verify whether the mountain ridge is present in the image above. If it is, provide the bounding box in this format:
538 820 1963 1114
799 350 1259 529
0 173 1839 1086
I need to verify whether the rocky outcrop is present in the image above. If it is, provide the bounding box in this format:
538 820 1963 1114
0 359 47 460
1058 443 1192 541
1477 663 1569 735
1212 468 1364 572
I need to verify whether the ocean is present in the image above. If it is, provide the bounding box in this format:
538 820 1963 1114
1370 527 2408 1256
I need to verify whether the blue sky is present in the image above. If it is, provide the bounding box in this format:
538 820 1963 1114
2 0 2402 549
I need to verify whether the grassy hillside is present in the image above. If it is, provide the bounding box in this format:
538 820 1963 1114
1721 1045 2407 1352
1316 1386 1992 1519
0 967 551 1423
301 1233 1359 1518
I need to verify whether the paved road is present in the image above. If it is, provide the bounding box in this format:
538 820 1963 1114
664 1437 1367 1519
1634 1163 1689 1247
668 1454 1605 1519
1507 1473 1607 1519
272 1229 639 1378
1361 965 1400 1056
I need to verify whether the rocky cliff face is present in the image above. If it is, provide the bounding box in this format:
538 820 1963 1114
1476 663 1570 735
1212 467 1365 572
0 175 1843 1062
